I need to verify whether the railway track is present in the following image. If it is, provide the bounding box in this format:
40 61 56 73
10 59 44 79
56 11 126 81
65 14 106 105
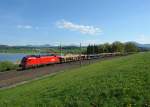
0 55 125 89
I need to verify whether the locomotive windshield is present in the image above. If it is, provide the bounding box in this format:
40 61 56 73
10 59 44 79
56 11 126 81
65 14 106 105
21 57 27 63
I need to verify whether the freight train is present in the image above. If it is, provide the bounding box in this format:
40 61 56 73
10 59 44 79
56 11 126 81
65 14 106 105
20 53 123 69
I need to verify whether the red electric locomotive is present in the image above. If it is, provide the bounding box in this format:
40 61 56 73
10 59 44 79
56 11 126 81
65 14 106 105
20 54 61 69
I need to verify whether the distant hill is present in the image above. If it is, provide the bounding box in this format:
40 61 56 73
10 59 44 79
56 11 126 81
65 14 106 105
0 45 9 48
131 42 150 51
0 42 150 49
136 43 150 49
125 42 150 49
25 44 52 48
0 44 81 49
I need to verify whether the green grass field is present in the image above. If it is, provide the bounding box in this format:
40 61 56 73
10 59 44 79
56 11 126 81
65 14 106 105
0 52 150 107
0 61 17 72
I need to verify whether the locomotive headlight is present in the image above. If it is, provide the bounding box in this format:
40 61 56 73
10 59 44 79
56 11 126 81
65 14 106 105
51 59 55 61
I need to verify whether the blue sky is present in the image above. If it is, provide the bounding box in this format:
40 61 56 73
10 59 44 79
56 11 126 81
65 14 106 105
0 0 150 45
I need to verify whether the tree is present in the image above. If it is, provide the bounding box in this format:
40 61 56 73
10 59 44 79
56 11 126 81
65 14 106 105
98 44 104 53
103 43 112 53
87 44 99 54
94 45 99 54
112 41 124 52
124 42 138 52
87 45 91 54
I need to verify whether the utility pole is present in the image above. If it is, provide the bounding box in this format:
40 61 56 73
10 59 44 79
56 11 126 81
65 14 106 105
60 42 62 56
80 43 82 67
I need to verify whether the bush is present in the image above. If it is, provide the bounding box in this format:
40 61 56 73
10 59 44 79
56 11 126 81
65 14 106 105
0 61 17 72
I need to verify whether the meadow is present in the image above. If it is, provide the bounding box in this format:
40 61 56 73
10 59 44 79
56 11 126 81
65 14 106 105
0 52 150 107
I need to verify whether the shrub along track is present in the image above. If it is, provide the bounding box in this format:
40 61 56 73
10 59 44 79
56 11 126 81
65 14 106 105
0 56 123 89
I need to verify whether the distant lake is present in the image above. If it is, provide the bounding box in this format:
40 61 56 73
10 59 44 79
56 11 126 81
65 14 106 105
0 53 27 62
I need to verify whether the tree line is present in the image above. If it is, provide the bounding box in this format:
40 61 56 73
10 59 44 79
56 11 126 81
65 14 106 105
87 41 138 54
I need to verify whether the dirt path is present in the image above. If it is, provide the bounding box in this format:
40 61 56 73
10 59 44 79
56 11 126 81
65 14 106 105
0 56 122 88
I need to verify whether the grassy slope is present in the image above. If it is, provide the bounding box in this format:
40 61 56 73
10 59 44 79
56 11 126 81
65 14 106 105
0 53 150 107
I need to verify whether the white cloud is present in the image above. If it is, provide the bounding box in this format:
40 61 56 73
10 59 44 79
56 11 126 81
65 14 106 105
136 34 150 44
17 25 33 29
56 20 102 35
17 25 40 30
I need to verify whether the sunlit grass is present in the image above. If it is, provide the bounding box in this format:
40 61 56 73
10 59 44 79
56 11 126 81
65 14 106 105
0 52 150 106
0 61 17 72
